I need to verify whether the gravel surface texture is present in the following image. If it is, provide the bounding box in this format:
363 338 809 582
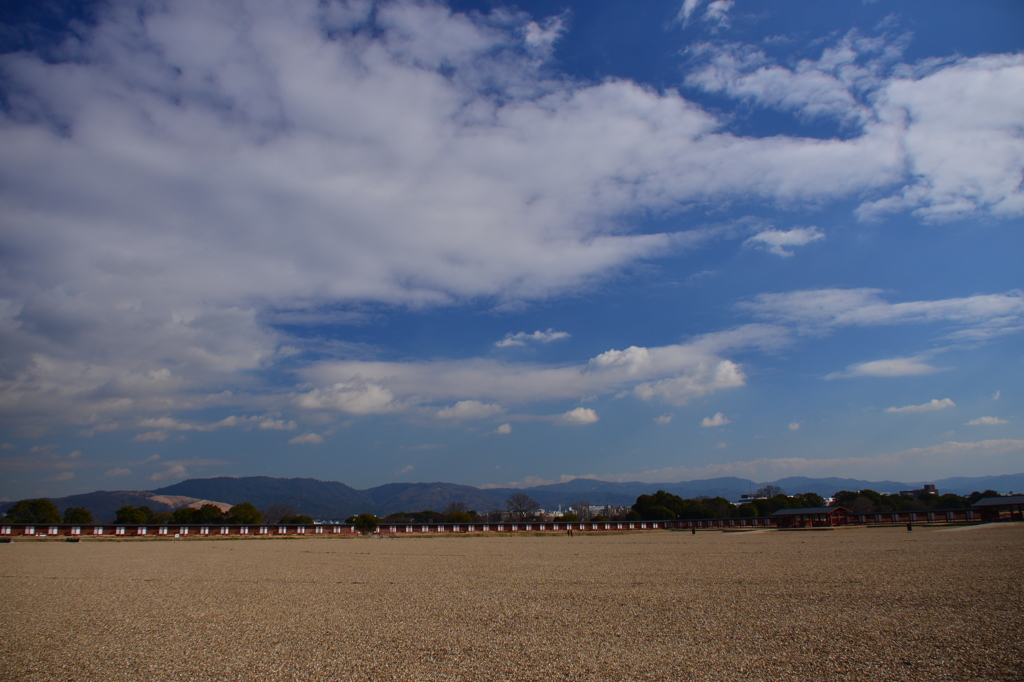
1 525 1021 681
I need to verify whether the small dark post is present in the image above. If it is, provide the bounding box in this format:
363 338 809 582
691 526 696 536
907 521 913 533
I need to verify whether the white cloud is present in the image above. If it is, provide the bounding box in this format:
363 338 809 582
295 382 396 415
397 465 414 474
654 414 673 424
104 468 132 476
288 433 324 444
0 3 1020 436
788 422 801 431
555 407 599 426
862 54 1024 221
745 226 824 257
741 289 1024 338
827 356 943 379
259 419 297 431
137 415 255 433
149 465 188 482
702 0 734 30
886 398 955 414
596 439 1024 483
299 329 773 413
676 0 705 26
701 412 730 427
134 431 168 442
78 423 120 438
993 391 1001 401
495 329 570 347
686 34 1024 220
494 423 512 434
436 400 505 420
966 416 1008 426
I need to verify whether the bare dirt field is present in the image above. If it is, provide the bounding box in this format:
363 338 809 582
2 525 1022 681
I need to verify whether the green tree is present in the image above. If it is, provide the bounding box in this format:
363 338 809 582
227 502 263 524
193 504 225 524
5 499 61 524
346 513 380 532
172 507 197 524
556 512 579 522
63 507 93 524
738 504 758 517
115 505 152 524
646 505 676 520
280 514 314 524
968 490 1000 504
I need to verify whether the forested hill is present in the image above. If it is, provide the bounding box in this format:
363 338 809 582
149 473 1024 520
5 473 1021 523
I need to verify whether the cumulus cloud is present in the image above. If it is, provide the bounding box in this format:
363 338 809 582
701 412 730 427
297 328 773 414
788 422 801 431
966 416 1008 426
827 356 943 379
686 32 1024 220
0 1 1020 438
288 433 324 444
495 329 571 347
886 398 955 414
654 414 673 424
436 400 505 420
295 382 395 415
494 423 512 434
555 407 599 426
745 226 824 256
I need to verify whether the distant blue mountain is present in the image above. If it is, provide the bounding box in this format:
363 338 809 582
6 472 1020 521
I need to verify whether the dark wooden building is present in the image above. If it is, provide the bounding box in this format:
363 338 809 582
973 495 1024 522
771 506 851 528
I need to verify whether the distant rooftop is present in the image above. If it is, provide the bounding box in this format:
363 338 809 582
972 495 1024 507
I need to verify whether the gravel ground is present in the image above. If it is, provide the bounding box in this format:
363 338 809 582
1 525 1021 681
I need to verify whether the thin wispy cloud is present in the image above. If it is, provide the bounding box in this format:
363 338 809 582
745 227 824 257
496 329 571 348
886 398 956 414
966 416 1008 426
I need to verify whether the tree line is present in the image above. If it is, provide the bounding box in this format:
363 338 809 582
2 488 1007 527
832 489 997 513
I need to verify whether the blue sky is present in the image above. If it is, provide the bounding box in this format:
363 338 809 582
1 0 1022 499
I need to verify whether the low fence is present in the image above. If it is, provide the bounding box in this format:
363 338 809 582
0 523 360 538
0 507 996 539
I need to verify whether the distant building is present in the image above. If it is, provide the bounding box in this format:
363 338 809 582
899 484 938 497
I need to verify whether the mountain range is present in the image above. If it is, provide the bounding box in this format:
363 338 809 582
3 473 1022 522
